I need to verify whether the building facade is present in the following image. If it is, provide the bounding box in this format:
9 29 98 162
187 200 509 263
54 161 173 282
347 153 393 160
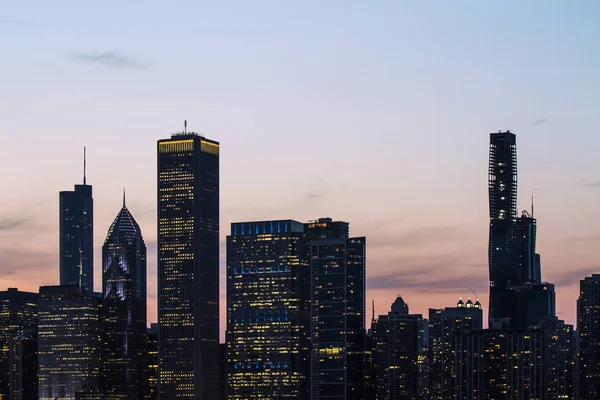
226 220 310 399
9 329 37 400
0 288 37 399
428 299 483 400
157 133 220 399
101 198 147 399
372 297 422 400
59 155 94 292
38 285 100 400
306 218 366 400
578 274 600 399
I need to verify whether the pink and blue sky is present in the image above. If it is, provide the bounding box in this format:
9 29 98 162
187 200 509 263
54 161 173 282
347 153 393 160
1 1 599 337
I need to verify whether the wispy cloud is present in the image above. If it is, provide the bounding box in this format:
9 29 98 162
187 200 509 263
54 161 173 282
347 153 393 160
532 118 548 126
583 181 600 188
70 51 151 70
369 225 465 248
0 218 28 230
549 266 600 287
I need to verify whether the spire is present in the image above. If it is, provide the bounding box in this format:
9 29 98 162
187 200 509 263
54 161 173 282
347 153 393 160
184 120 187 134
531 191 534 217
123 188 126 208
83 146 87 185
371 299 375 323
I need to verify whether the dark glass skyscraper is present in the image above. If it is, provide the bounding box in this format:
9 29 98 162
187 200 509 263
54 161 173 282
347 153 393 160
0 288 37 399
38 285 100 400
101 196 147 399
60 150 94 292
9 329 37 400
372 297 422 400
226 220 310 399
578 274 600 399
488 130 518 323
157 132 220 399
305 218 366 400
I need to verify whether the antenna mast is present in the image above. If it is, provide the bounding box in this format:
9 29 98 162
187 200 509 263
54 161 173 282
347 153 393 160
83 146 87 185
184 120 187 134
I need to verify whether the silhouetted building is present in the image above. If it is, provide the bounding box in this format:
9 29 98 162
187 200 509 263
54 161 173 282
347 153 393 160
306 218 366 400
157 132 220 400
538 316 576 399
220 343 226 400
226 220 310 399
101 197 147 399
60 150 94 292
459 328 546 400
513 211 539 283
429 298 483 400
418 318 430 400
372 297 422 400
9 328 37 400
578 274 600 399
145 324 159 400
365 327 376 400
0 288 37 399
512 282 556 328
38 285 100 400
488 130 518 324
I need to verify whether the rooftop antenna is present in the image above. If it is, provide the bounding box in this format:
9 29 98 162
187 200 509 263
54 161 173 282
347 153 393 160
123 188 126 208
83 146 87 185
184 120 187 134
371 299 375 323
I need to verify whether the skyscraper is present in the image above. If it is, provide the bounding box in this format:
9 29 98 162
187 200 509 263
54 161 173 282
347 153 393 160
488 130 518 323
0 288 37 399
372 297 422 400
101 195 147 399
38 285 100 400
428 298 483 400
157 131 220 399
226 220 310 399
578 274 600 399
305 218 366 400
9 329 37 400
60 149 94 292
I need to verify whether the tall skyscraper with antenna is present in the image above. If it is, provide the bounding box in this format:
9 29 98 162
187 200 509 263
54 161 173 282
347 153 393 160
59 148 94 292
157 127 220 399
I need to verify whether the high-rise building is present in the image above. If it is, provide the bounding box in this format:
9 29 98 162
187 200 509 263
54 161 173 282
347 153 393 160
145 324 159 400
538 316 576 399
226 220 310 399
38 285 100 400
578 274 600 399
305 218 366 400
101 196 147 399
372 297 422 400
157 132 220 399
512 282 556 328
428 298 483 400
459 327 546 400
488 130 519 324
60 149 94 292
512 210 539 284
9 329 37 400
418 318 430 400
0 288 37 399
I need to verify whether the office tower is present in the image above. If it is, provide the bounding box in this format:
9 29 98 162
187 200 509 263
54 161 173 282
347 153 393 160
38 285 100 400
9 329 37 400
226 220 310 399
578 274 600 399
372 296 422 400
428 298 483 400
538 316 576 399
101 196 147 399
0 288 37 399
488 130 518 323
512 282 556 328
305 218 366 400
145 324 159 400
459 328 546 400
157 132 220 399
60 149 94 292
418 318 430 400
513 210 538 283
220 343 226 400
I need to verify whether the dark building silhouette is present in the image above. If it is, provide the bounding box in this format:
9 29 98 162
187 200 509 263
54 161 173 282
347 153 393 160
365 327 376 400
38 285 100 400
459 328 546 400
145 324 159 400
372 297 422 400
157 132 220 399
305 218 366 400
9 329 37 400
538 316 576 399
0 288 37 399
578 274 600 399
513 210 539 283
60 149 94 292
226 220 310 399
429 298 483 400
418 318 430 400
511 282 556 328
220 343 226 400
101 196 147 399
488 130 519 324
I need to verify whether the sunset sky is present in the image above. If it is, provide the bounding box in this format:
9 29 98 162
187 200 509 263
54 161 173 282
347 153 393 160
2 1 599 339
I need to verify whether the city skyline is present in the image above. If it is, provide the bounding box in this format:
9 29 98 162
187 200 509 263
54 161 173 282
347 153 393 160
2 2 600 339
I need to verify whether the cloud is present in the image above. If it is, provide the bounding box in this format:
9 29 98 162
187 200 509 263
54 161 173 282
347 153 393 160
0 218 28 230
549 266 600 287
368 225 465 248
70 51 150 70
532 118 548 126
583 181 600 188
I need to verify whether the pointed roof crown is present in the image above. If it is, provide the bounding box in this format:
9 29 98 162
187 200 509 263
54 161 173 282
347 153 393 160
104 203 143 245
